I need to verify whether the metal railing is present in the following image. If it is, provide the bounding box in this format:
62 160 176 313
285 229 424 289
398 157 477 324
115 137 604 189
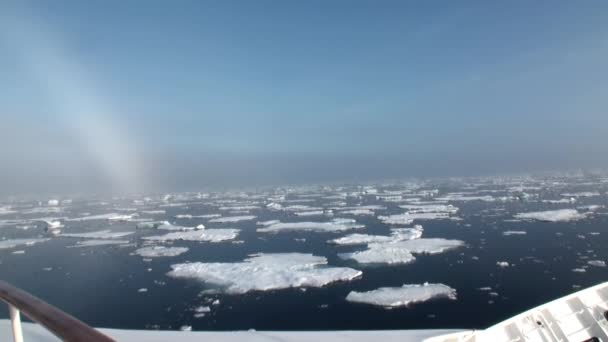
0 280 115 341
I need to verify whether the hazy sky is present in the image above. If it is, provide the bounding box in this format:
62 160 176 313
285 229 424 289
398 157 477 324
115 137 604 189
1 1 607 194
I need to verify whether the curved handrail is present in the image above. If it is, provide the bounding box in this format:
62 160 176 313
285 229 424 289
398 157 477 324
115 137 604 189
0 280 115 341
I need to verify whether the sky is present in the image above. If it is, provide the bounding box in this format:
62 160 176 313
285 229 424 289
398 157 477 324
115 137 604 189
1 1 607 194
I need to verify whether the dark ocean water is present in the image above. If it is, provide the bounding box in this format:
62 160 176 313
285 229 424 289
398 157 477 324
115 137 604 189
1 175 608 331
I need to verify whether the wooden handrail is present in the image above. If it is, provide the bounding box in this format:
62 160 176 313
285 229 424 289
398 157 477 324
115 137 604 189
0 280 115 341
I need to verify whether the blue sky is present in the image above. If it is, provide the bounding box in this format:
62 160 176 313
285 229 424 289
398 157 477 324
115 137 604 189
1 1 607 193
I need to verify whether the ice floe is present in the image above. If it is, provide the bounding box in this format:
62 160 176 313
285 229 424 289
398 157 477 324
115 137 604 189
61 230 134 239
0 238 50 250
134 246 189 258
257 218 363 233
167 253 362 294
328 226 423 245
143 229 239 242
502 231 527 236
339 238 464 265
588 260 606 267
514 209 587 222
73 239 130 247
208 215 256 223
346 283 457 307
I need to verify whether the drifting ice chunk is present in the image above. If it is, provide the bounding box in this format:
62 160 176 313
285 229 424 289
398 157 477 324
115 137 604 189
209 215 256 223
346 283 456 307
514 209 587 222
143 229 239 242
134 246 189 257
338 209 375 216
294 211 325 217
328 226 423 245
74 239 130 247
167 253 362 294
0 238 49 250
257 218 363 233
0 207 17 216
67 213 135 221
339 246 416 265
502 231 527 236
588 260 606 267
339 238 464 265
496 261 510 268
174 214 221 219
61 230 134 239
378 212 452 225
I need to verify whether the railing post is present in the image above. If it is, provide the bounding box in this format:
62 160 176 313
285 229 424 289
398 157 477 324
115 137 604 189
9 304 24 342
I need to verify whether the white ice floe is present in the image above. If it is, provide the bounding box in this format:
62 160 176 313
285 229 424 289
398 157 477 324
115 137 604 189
496 261 510 268
561 191 600 198
0 207 17 216
339 238 464 265
0 238 50 250
346 283 457 307
328 226 423 245
514 209 587 222
61 230 134 239
74 239 130 247
338 209 375 216
398 204 458 214
257 218 363 233
134 246 189 258
502 230 527 236
588 260 606 267
174 214 221 219
143 229 239 242
435 194 495 202
208 215 256 223
167 253 362 294
294 210 325 217
66 213 135 222
377 212 453 225
266 202 283 210
572 268 587 273
156 221 203 231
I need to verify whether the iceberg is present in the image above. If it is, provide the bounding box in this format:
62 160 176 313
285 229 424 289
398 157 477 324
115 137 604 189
257 218 363 233
209 215 256 223
143 229 239 242
168 253 362 294
134 246 189 257
514 209 587 222
346 283 457 307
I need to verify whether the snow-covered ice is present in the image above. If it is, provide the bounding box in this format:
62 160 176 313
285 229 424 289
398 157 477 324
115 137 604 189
346 283 457 307
502 231 527 236
208 215 256 223
328 226 423 245
167 253 362 294
143 229 239 242
514 209 587 222
134 246 189 258
0 238 50 250
61 230 134 239
257 218 363 233
339 238 464 265
73 239 130 247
